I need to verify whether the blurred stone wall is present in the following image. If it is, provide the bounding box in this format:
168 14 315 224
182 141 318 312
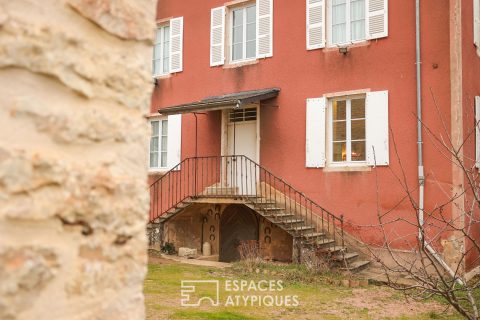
0 0 155 319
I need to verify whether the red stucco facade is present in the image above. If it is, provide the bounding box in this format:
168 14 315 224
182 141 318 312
151 0 480 272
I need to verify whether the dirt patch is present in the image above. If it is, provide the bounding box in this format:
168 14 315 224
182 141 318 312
148 249 175 265
341 288 449 319
148 255 175 265
148 250 231 268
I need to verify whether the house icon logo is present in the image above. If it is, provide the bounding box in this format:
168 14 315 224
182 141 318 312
180 280 220 307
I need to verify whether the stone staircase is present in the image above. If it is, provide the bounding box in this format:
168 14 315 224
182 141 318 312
151 186 370 273
148 156 371 273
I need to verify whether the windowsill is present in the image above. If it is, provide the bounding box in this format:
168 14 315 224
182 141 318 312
324 40 370 52
224 59 259 69
224 0 252 7
323 165 371 172
149 168 169 175
153 73 172 80
145 113 166 119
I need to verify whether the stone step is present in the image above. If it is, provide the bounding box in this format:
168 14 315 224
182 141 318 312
256 207 284 212
159 212 175 220
164 202 192 218
203 187 238 195
331 252 359 262
197 195 262 199
286 225 315 232
301 232 325 239
340 260 371 272
318 245 346 254
166 207 182 215
313 238 335 247
264 213 294 218
280 218 305 224
252 201 277 206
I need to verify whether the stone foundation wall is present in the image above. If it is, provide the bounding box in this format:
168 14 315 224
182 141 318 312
163 203 293 262
0 0 155 319
259 219 293 263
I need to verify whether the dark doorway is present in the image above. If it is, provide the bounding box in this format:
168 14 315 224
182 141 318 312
219 204 259 262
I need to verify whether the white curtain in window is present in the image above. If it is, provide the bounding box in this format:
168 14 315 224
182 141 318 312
332 0 346 44
150 121 160 168
163 26 170 74
153 30 162 76
350 0 365 41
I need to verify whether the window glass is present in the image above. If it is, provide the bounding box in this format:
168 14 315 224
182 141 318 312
152 25 170 76
351 141 365 161
351 120 365 140
351 98 365 118
246 6 256 23
332 0 347 44
331 0 366 45
151 121 160 136
333 142 346 162
150 121 159 168
150 137 159 153
150 120 168 169
246 6 256 59
161 120 168 168
331 97 366 163
333 121 346 141
232 8 244 61
233 8 244 27
350 0 365 41
150 152 159 168
229 108 257 123
333 100 346 120
332 100 346 162
232 5 257 62
155 29 162 43
163 26 170 74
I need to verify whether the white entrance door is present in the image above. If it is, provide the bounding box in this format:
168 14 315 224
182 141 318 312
225 107 258 195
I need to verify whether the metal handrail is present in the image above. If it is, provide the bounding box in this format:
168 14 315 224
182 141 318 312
149 156 344 247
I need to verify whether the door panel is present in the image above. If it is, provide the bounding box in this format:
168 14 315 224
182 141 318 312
226 111 258 195
220 205 259 262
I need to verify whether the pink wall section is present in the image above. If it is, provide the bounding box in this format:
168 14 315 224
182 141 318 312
150 0 478 263
461 0 480 272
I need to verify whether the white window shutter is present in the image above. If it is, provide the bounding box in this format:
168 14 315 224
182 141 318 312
170 17 183 73
167 114 182 169
476 96 480 168
366 91 389 166
366 0 388 40
306 97 326 168
210 6 225 67
257 0 273 58
306 0 325 50
474 0 480 48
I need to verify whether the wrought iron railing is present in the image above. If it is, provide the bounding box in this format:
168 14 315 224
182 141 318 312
149 156 344 246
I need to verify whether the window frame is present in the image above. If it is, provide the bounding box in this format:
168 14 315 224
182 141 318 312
229 3 257 64
152 23 171 78
149 118 169 171
327 0 367 47
327 94 367 167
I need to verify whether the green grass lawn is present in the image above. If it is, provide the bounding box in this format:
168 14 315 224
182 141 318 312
144 258 462 320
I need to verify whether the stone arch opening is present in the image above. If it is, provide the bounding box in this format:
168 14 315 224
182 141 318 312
219 204 259 262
